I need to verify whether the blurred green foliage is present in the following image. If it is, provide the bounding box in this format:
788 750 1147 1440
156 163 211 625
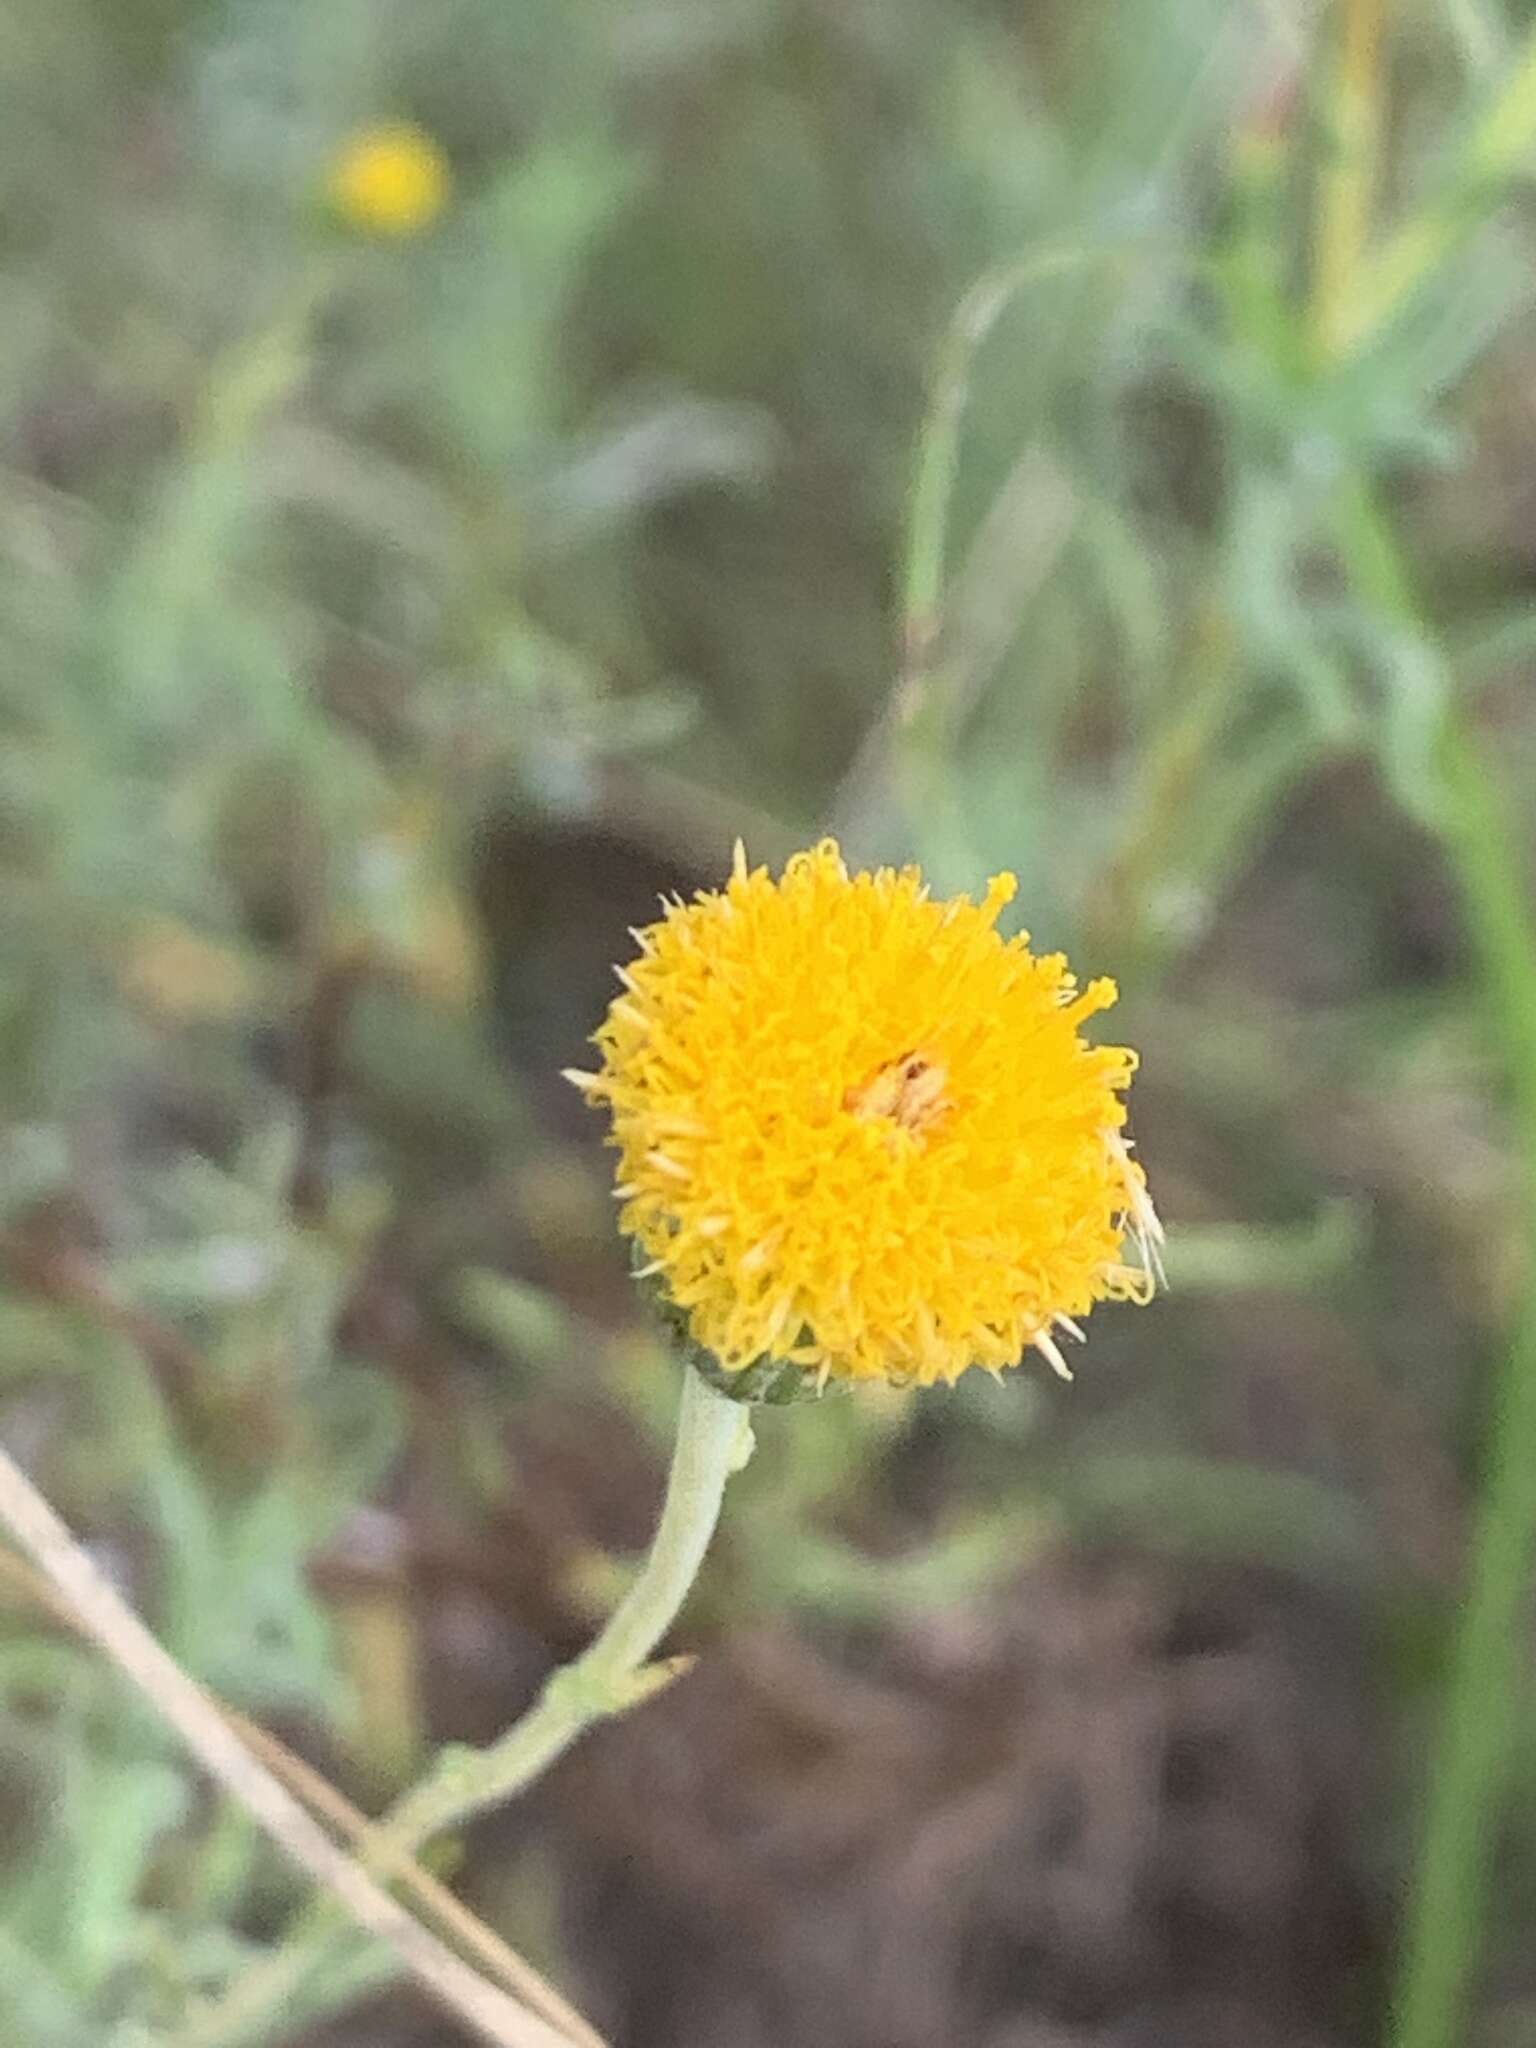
4 0 1536 2043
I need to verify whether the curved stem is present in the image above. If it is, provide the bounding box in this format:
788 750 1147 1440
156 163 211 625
898 241 1138 691
387 1364 751 1844
174 1365 751 2048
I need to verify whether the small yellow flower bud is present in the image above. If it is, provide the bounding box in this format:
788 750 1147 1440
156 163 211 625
327 123 449 237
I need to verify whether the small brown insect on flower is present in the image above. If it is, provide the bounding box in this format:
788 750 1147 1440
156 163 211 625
844 1050 950 1134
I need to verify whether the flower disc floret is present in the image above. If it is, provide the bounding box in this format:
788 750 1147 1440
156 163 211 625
569 841 1160 1389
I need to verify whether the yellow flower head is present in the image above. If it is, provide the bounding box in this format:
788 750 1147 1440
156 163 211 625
568 841 1161 1395
326 123 449 236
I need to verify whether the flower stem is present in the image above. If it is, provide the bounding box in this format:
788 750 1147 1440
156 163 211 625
173 1365 751 2048
386 1364 752 1842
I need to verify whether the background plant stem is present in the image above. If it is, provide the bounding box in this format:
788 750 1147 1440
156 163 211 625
1308 9 1536 2038
1340 16 1536 351
1311 0 1384 360
1335 479 1536 2048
